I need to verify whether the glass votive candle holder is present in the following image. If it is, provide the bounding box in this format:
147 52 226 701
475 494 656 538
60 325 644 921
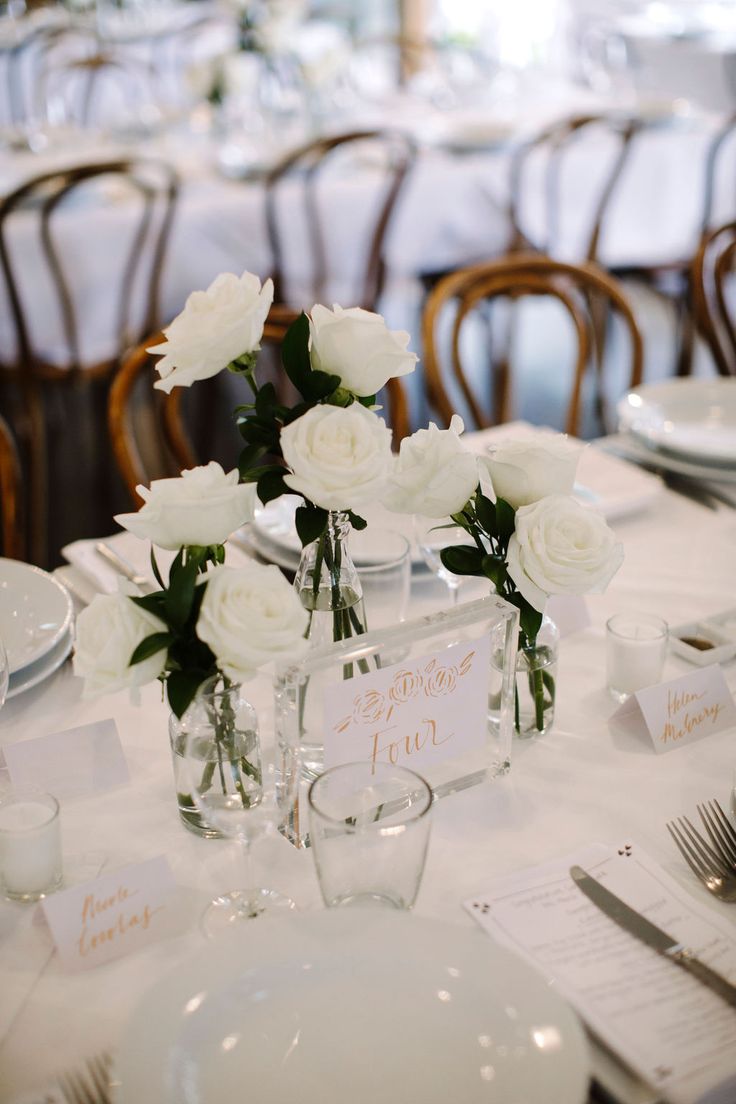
308 761 433 910
606 613 668 703
0 788 63 902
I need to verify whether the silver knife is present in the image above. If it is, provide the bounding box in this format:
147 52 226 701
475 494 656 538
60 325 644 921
94 542 155 594
570 865 736 1009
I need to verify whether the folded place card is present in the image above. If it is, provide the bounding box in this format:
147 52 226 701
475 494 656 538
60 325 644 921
3 720 130 798
42 856 175 971
465 842 736 1104
610 666 736 754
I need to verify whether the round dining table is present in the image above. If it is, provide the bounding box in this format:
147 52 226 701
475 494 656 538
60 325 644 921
1 444 735 1104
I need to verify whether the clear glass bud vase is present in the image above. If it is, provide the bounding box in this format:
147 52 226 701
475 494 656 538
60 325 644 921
294 510 368 647
514 616 559 739
169 677 261 838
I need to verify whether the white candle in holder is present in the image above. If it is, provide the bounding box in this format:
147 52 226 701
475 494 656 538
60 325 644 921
0 790 62 902
606 614 668 702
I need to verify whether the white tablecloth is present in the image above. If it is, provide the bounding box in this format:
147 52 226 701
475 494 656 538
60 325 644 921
1 466 735 1103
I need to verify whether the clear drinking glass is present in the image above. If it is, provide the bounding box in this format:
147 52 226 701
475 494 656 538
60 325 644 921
352 529 411 632
180 678 299 937
308 761 433 910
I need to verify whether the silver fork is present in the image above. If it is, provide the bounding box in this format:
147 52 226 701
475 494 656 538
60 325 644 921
697 799 736 874
666 815 736 902
58 1053 113 1104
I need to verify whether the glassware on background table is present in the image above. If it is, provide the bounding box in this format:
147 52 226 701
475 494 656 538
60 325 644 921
180 678 299 936
308 761 433 910
414 515 471 606
606 613 668 702
0 788 62 902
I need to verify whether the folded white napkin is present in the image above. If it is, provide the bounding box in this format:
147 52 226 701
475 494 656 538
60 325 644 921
62 531 256 596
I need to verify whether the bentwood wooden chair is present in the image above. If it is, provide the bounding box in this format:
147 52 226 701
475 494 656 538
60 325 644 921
0 412 25 561
421 254 643 437
263 129 417 314
0 158 179 565
691 220 736 376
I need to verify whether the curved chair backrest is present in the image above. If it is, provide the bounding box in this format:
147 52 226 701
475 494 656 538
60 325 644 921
0 158 178 564
421 253 644 437
0 412 24 562
507 113 641 261
263 128 417 313
691 220 736 377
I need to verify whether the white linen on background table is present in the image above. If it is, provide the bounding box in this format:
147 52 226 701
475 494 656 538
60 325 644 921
0 481 735 1102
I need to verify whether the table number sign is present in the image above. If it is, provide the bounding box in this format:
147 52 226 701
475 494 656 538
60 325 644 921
323 635 491 774
42 856 175 971
275 594 519 847
610 665 736 754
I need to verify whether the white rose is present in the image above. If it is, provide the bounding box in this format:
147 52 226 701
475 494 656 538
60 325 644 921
280 403 393 511
507 494 624 611
150 270 273 393
115 462 255 551
384 415 479 518
73 592 167 698
196 564 309 682
485 436 582 509
309 304 417 397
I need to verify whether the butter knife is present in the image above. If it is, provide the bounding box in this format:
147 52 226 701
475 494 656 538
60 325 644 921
94 542 154 594
570 865 736 1008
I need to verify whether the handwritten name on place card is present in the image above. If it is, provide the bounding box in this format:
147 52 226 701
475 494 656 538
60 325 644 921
3 719 130 798
611 665 736 754
42 856 175 971
322 634 491 773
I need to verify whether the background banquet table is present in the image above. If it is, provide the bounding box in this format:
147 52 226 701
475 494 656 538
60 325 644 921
1 456 735 1104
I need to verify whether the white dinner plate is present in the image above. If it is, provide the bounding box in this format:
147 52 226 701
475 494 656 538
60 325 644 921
6 626 73 699
617 379 736 467
117 910 590 1104
0 559 74 675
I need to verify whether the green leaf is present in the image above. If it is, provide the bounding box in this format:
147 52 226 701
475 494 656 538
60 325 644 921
255 380 278 417
130 592 168 621
347 511 367 531
164 555 199 630
302 369 341 402
166 670 207 720
237 442 267 479
240 463 285 484
149 549 165 591
238 416 280 448
357 394 376 408
495 498 516 546
295 503 328 546
440 545 484 576
474 492 496 535
257 469 291 505
129 632 172 666
481 553 507 589
281 312 312 393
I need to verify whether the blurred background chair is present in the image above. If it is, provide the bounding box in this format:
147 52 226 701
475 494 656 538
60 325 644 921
0 158 179 566
691 219 736 377
0 411 24 561
264 127 417 313
421 254 643 437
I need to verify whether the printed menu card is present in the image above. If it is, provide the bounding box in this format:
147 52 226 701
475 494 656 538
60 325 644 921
465 843 736 1104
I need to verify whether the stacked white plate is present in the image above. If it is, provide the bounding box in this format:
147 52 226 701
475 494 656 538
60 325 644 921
0 559 74 700
617 378 736 483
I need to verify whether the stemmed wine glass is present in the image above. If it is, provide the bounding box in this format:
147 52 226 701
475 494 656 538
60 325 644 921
413 515 472 606
181 678 299 938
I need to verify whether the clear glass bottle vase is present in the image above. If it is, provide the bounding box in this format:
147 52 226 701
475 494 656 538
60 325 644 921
294 510 368 646
514 616 559 739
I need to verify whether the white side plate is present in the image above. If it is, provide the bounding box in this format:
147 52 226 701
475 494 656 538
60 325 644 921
0 559 74 675
618 379 736 467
